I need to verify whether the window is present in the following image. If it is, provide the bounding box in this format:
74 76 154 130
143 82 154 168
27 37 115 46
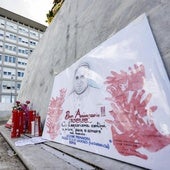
1 95 12 103
0 30 4 39
3 81 15 89
18 36 28 46
18 26 28 36
18 61 27 66
0 18 5 29
5 32 17 41
18 46 29 55
6 21 17 32
3 68 15 78
4 43 17 53
17 83 21 90
0 41 3 49
18 37 22 42
18 58 27 66
5 55 7 61
29 30 38 39
17 71 24 77
29 40 37 46
3 71 11 76
2 81 11 89
4 55 16 63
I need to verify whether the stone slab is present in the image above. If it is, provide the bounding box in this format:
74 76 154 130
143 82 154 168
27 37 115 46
0 125 145 170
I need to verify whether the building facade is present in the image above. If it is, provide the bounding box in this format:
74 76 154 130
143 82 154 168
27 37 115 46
0 7 46 103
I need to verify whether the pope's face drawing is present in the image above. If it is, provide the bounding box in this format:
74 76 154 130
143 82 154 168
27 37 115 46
73 66 89 95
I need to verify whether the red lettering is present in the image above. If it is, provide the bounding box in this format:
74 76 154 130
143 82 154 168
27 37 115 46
75 109 81 118
65 111 73 120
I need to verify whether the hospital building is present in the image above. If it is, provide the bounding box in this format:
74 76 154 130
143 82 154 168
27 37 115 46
0 7 46 103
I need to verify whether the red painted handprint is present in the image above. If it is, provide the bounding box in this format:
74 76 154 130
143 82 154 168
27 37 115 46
128 64 145 91
105 64 170 159
46 88 66 140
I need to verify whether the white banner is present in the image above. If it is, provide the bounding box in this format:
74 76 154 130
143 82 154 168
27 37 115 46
42 14 170 170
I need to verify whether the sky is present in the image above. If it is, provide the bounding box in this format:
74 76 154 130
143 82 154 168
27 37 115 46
0 0 53 26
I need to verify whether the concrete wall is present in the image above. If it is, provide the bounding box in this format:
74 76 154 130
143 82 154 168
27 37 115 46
18 0 170 122
0 103 13 121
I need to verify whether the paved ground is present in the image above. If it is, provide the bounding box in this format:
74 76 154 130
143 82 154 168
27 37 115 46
0 121 27 170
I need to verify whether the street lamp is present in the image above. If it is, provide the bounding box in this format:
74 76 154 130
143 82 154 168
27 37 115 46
10 74 15 103
0 68 1 102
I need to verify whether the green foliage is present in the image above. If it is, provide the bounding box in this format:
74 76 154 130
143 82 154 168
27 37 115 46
46 0 64 24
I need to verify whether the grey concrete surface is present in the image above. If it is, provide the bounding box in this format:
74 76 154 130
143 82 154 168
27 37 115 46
0 122 26 170
0 126 88 170
0 134 26 170
0 126 145 170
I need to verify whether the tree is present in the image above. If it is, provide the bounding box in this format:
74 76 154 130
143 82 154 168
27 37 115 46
46 0 64 24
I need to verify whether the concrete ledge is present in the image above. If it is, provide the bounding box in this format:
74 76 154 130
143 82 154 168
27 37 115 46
0 126 145 170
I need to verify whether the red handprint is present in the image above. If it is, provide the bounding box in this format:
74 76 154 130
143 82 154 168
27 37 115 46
105 64 170 160
46 88 66 140
128 64 145 91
